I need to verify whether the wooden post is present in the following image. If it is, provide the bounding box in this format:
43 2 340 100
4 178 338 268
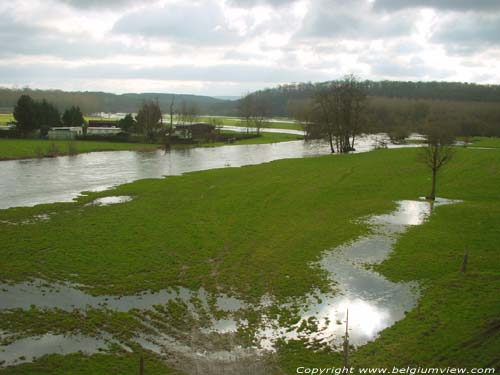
343 309 349 368
461 247 468 273
139 356 144 375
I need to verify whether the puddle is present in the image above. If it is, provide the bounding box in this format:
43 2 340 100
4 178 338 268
0 333 121 367
88 196 133 206
0 280 205 312
0 198 459 372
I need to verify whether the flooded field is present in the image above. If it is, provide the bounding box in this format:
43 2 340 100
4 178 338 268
0 198 457 372
0 136 413 210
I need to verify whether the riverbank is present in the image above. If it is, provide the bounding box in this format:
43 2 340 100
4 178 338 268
0 132 302 161
0 147 498 373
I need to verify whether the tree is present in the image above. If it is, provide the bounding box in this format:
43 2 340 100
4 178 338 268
313 75 367 153
118 113 136 133
419 122 455 200
62 106 84 127
37 99 61 136
238 93 254 133
252 92 270 135
136 99 162 141
13 95 38 136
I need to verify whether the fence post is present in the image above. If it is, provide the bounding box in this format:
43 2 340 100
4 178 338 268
461 247 468 273
343 309 349 368
139 355 144 375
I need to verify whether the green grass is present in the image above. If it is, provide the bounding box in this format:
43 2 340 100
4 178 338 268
469 136 500 148
0 139 159 160
0 113 14 125
0 351 180 375
0 132 301 161
0 147 498 371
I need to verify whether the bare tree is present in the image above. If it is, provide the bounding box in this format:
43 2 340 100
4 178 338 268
252 92 270 135
136 99 162 141
313 75 367 153
419 122 455 200
238 92 254 134
288 98 315 139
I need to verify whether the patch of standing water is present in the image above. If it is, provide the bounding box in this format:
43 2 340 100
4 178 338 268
252 198 459 349
0 333 125 367
88 195 133 206
0 198 459 370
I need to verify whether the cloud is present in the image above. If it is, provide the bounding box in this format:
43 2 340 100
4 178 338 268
0 62 330 83
372 0 500 12
226 0 296 7
112 1 241 46
56 0 156 9
298 0 415 40
0 13 139 59
431 14 500 54
367 56 453 79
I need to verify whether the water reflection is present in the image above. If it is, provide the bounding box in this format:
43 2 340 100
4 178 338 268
0 333 118 367
0 137 414 210
0 199 458 367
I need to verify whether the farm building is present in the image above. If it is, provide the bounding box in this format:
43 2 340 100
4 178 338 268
87 120 119 128
174 123 215 141
48 127 83 140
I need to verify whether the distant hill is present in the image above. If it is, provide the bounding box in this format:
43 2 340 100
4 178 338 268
241 80 500 117
0 88 234 115
2 80 499 118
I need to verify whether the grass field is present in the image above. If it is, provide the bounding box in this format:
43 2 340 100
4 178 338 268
469 136 500 148
0 113 14 125
0 139 159 160
0 132 301 160
0 147 498 373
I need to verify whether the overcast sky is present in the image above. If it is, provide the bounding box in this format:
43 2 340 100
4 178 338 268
1 0 499 96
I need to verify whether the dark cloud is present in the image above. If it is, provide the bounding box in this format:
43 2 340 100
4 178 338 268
372 0 500 12
112 1 240 45
298 0 414 40
431 14 500 54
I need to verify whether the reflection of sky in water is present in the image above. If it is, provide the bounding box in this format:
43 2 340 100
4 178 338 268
0 136 416 210
0 334 118 367
0 199 458 363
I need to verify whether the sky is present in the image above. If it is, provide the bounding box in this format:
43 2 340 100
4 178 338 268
0 0 499 96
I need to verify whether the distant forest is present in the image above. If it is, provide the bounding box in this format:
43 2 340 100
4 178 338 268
0 88 230 115
1 80 499 136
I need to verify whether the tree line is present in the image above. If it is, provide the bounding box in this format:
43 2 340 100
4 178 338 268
13 95 84 136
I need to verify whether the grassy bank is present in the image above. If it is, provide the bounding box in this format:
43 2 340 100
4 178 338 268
0 132 301 161
0 139 160 160
0 147 498 372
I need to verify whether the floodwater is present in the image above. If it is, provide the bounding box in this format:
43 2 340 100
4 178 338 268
221 125 304 135
0 135 411 210
88 195 133 206
0 334 120 367
0 198 457 371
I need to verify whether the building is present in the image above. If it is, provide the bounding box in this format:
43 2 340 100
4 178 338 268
87 120 119 128
174 123 215 141
47 127 83 140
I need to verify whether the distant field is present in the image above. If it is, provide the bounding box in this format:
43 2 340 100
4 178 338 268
470 136 500 148
0 113 14 125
